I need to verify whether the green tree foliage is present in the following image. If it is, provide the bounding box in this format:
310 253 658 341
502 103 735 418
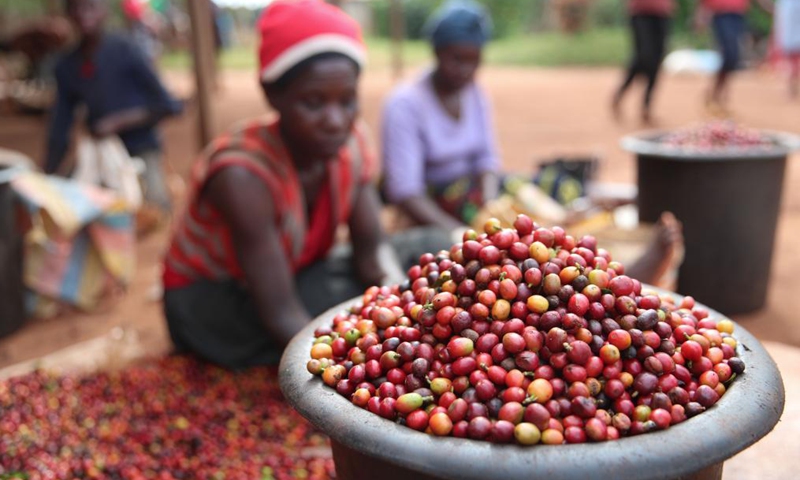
371 0 772 39
372 0 544 40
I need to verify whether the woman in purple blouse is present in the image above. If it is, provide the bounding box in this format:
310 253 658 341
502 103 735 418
381 0 498 233
380 1 684 286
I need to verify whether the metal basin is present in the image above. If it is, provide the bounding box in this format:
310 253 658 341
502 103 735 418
279 292 785 480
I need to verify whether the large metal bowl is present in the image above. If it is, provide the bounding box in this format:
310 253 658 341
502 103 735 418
279 292 785 480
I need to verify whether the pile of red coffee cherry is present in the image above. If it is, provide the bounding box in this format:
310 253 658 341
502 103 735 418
307 216 745 445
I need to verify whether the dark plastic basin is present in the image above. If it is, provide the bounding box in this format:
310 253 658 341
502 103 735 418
622 131 800 314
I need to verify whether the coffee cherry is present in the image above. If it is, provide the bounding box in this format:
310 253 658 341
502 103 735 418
308 217 747 446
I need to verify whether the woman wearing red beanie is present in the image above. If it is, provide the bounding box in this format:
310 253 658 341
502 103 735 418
162 0 447 368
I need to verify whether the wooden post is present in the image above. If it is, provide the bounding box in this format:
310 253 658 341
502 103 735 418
186 0 217 149
389 0 405 81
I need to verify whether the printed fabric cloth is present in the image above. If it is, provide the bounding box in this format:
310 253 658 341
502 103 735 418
2 168 135 315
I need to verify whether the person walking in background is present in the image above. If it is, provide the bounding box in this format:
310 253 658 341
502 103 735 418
45 0 182 219
761 0 800 97
611 0 675 125
121 0 163 63
696 0 751 116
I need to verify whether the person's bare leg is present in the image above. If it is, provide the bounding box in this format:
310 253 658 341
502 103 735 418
611 91 624 121
641 107 652 126
626 212 684 287
612 70 637 122
789 57 799 99
707 69 730 115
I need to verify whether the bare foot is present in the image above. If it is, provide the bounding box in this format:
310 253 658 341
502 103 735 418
640 109 658 127
626 212 684 289
705 95 733 119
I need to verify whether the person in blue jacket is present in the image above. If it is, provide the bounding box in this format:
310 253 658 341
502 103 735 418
46 0 182 215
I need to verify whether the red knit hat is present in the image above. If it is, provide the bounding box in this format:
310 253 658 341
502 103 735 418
257 0 366 83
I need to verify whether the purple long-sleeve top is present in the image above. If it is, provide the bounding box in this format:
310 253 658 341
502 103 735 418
381 70 499 203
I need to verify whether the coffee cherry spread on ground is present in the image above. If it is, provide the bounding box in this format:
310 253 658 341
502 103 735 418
0 356 334 479
307 216 745 445
661 121 776 151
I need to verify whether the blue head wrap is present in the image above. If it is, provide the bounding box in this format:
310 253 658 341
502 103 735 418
424 0 493 49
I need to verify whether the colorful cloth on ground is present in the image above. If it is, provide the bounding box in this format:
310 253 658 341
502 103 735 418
381 70 499 204
430 175 525 226
163 117 375 290
7 170 135 314
534 157 597 206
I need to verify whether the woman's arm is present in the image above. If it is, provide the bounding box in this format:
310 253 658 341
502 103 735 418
205 164 310 347
474 86 501 204
399 194 466 232
348 182 405 287
382 96 467 228
91 107 152 137
381 98 466 230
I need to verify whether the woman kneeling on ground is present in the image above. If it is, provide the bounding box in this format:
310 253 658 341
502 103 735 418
381 0 683 287
162 0 447 369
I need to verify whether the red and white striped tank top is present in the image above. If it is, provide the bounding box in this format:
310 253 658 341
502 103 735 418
163 117 375 289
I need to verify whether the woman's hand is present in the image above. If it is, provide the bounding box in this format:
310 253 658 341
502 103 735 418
92 108 149 137
91 114 124 138
349 183 405 287
205 163 312 348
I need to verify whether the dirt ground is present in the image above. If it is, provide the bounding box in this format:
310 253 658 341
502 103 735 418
2 65 799 365
0 65 798 477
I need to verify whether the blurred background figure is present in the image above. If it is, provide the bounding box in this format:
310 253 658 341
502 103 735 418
380 0 683 287
45 0 182 224
696 0 752 116
381 0 498 234
612 0 675 125
121 0 163 63
770 0 800 97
